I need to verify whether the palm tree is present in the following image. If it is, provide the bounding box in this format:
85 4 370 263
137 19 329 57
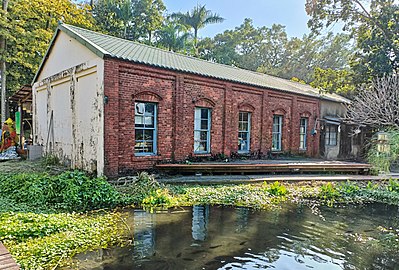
155 21 192 52
171 4 224 53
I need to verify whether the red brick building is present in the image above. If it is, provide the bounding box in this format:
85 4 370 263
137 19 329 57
33 23 349 178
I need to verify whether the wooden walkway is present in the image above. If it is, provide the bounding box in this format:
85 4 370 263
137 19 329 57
0 243 19 270
159 173 399 185
156 160 371 175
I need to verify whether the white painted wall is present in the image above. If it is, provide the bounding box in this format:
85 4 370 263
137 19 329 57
33 30 105 175
38 32 99 81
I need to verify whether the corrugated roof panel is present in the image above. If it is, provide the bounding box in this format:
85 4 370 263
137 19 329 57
59 24 350 103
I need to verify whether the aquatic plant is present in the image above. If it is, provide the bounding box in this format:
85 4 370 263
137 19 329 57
1 211 128 270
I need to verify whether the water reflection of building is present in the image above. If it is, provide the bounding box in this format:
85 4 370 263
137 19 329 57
235 207 249 233
133 209 155 259
192 205 209 241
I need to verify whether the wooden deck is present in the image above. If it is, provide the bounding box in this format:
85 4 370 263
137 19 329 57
0 243 19 270
156 160 372 175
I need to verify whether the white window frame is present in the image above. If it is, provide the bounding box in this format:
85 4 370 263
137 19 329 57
238 112 251 153
325 124 338 146
134 102 157 155
299 118 308 150
194 107 211 154
272 115 283 151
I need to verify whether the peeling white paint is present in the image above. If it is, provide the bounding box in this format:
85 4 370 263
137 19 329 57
33 31 105 176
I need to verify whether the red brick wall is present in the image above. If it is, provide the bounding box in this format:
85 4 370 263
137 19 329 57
103 58 320 177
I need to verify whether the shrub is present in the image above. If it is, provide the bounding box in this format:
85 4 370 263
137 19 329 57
0 171 122 212
367 129 399 173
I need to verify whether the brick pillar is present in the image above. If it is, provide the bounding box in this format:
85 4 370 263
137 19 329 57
260 91 269 154
223 83 233 156
103 59 120 178
290 96 298 152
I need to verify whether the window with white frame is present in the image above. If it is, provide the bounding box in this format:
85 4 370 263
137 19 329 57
194 107 211 153
299 118 308 150
135 102 157 155
272 115 283 151
325 124 338 146
238 112 251 152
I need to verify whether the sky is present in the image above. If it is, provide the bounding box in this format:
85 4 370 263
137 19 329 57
163 0 312 38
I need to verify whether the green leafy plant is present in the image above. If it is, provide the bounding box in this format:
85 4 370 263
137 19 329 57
338 181 360 196
142 189 176 207
387 179 399 193
264 181 288 196
319 183 340 206
0 171 123 212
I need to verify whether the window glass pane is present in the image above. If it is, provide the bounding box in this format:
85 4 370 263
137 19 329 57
194 107 211 153
135 129 144 141
200 131 208 141
201 108 208 119
135 115 144 126
144 129 154 141
201 119 208 130
135 102 157 154
194 141 201 152
145 103 155 115
241 112 248 122
239 132 248 141
200 142 208 152
194 130 201 141
142 141 153 153
135 142 143 152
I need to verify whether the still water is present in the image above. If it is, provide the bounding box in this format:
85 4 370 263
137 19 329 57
75 203 399 270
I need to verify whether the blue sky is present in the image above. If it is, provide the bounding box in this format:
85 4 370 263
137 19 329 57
163 0 311 38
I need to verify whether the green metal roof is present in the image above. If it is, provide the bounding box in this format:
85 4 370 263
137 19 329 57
34 23 350 104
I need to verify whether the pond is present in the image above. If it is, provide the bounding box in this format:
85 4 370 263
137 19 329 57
74 203 399 270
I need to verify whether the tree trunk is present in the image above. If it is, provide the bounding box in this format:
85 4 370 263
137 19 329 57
0 0 9 124
194 28 198 56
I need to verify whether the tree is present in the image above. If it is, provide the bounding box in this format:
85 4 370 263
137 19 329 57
92 0 133 39
310 67 355 96
3 0 94 95
171 4 224 53
155 19 191 52
0 0 9 123
346 75 399 129
130 0 165 43
306 0 399 83
199 19 353 84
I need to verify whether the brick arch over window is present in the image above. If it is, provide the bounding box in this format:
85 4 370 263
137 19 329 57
300 111 312 118
272 108 286 115
193 97 216 108
238 102 255 112
133 91 163 102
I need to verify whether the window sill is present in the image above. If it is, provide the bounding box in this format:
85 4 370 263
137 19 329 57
193 153 211 156
134 153 157 157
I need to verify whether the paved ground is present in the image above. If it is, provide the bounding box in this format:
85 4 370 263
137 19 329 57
158 173 399 185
